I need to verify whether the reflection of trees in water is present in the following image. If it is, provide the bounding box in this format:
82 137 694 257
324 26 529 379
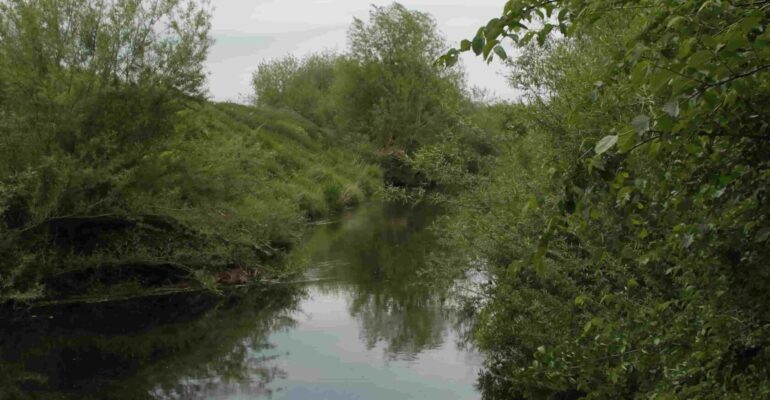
448 272 488 353
310 203 457 360
349 284 450 360
136 297 300 400
1 203 474 399
0 286 304 400
145 322 286 400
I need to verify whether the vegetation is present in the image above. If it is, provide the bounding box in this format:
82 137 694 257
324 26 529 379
0 0 380 303
430 0 770 398
251 3 494 187
3 0 770 398
0 285 303 399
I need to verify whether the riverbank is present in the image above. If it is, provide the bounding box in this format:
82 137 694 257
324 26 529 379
0 202 482 400
0 102 382 305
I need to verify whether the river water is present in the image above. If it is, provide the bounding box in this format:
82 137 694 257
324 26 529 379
0 203 482 399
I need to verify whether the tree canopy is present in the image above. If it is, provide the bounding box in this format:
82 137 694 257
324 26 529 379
427 1 770 398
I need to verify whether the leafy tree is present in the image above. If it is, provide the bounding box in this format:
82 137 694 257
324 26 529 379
0 0 214 299
0 1 381 302
251 3 478 187
432 1 770 398
338 3 465 153
252 52 339 126
0 0 211 163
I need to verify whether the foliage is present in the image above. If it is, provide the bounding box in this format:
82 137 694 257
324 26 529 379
0 285 303 398
432 1 770 399
0 100 380 302
0 0 381 303
252 52 340 127
251 3 477 187
339 3 465 153
0 0 211 171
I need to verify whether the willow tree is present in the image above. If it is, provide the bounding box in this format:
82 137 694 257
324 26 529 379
336 3 465 153
0 0 212 300
0 0 211 171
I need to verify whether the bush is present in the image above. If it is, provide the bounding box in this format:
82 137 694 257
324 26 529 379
433 1 770 398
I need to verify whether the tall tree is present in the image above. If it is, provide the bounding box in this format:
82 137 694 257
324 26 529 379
337 3 464 152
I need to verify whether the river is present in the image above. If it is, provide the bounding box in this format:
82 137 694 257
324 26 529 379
0 203 482 399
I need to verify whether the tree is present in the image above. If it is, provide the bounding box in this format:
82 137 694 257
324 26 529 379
433 1 770 398
252 52 339 126
0 0 212 173
337 3 465 152
0 0 212 300
250 3 476 187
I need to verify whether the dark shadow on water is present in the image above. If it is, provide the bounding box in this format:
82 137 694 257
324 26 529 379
0 286 303 400
0 203 480 399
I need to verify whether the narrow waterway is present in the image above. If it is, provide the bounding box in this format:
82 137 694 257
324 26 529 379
0 203 482 399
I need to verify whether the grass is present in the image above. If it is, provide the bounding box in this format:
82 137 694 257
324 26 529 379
1 102 382 303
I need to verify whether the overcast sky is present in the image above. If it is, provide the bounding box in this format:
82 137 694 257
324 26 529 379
205 0 518 102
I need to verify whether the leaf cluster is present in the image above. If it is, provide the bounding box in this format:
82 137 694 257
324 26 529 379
432 1 770 398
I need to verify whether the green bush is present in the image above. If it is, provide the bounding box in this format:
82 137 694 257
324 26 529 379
432 1 770 398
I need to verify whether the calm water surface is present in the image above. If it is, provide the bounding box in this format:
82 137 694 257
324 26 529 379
0 203 482 399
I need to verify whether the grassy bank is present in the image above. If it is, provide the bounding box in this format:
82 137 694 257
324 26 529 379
0 102 381 304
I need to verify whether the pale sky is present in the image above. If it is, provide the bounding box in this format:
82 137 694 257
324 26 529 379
205 0 519 102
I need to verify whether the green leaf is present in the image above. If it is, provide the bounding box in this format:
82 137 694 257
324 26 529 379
649 69 674 92
583 317 603 335
558 23 568 35
595 135 618 155
522 196 539 212
649 139 662 157
632 115 651 133
483 39 500 60
472 33 485 55
656 114 674 131
544 3 554 18
541 24 554 37
444 50 459 67
558 8 569 23
616 186 634 204
536 25 554 46
678 38 696 59
739 16 762 35
521 31 535 45
630 61 650 85
618 131 637 153
667 16 686 30
493 45 507 60
485 18 504 40
688 50 713 69
459 39 471 51
507 21 528 31
723 32 750 53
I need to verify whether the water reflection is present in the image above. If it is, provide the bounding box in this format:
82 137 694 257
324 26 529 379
0 203 481 399
302 203 452 359
0 287 302 399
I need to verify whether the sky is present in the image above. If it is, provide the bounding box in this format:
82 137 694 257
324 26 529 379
204 0 519 102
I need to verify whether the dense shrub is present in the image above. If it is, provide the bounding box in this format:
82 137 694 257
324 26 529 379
251 4 481 188
0 1 381 302
431 1 770 398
